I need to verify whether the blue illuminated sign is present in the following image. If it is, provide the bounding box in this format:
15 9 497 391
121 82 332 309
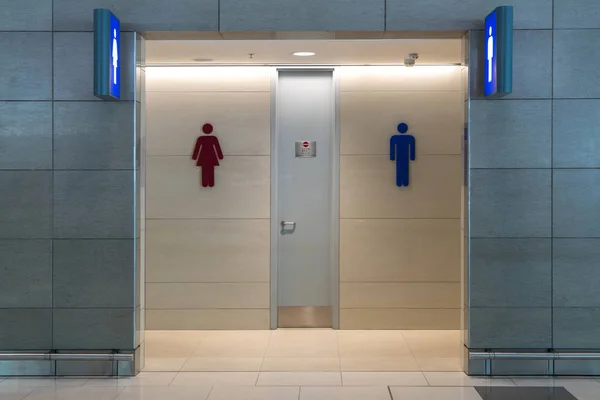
94 9 121 100
484 10 498 97
484 6 513 98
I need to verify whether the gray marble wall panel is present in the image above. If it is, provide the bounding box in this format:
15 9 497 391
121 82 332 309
469 169 552 238
0 171 52 239
470 30 553 99
53 309 134 350
220 0 384 31
553 30 600 99
53 33 135 101
53 102 135 170
53 240 135 308
52 0 218 31
0 309 52 350
0 33 52 100
470 100 551 169
53 171 135 239
386 0 553 30
469 307 552 349
554 0 600 29
0 240 52 308
0 102 52 170
553 308 600 349
470 239 551 308
553 100 600 168
553 239 600 308
0 0 52 31
553 170 600 238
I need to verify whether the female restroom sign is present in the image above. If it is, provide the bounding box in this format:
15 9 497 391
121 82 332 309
93 9 121 100
484 6 513 98
193 124 224 188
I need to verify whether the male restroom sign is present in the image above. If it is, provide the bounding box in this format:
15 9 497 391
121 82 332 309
484 6 513 97
93 9 121 100
390 123 416 187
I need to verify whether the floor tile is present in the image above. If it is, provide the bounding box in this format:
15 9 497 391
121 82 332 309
115 386 212 400
171 372 259 386
23 387 123 400
341 372 428 386
401 330 462 358
0 386 36 400
257 372 342 386
84 373 177 387
193 335 269 358
299 386 391 400
390 386 483 400
475 386 577 400
0 379 88 388
340 357 420 372
261 358 340 372
266 330 338 358
424 372 515 387
415 357 463 372
182 358 263 372
511 377 600 387
563 384 600 400
337 331 412 359
143 357 188 372
208 386 300 400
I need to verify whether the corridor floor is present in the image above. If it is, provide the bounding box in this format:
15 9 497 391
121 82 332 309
143 329 463 373
1 374 599 399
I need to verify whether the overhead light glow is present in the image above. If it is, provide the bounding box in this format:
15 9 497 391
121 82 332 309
293 52 315 57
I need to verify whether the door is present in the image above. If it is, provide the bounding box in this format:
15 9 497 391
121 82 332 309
273 69 338 328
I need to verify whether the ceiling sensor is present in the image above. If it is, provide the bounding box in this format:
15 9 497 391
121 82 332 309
404 53 419 67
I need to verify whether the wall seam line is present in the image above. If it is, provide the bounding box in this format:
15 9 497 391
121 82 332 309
550 0 555 351
51 0 55 353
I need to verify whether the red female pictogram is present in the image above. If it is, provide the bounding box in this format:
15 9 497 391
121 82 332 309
192 123 223 187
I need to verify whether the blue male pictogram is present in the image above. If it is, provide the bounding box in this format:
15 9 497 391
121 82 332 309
390 123 416 187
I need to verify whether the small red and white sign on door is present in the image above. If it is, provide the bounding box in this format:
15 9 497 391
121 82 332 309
295 141 317 158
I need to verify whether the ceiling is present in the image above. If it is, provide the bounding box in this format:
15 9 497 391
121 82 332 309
146 39 463 66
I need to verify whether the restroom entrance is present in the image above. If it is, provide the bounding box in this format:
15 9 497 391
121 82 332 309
141 37 466 373
273 70 338 328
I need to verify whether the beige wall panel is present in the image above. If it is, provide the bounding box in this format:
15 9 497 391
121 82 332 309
340 219 460 282
338 66 462 92
146 283 270 309
146 309 270 330
340 91 463 156
341 283 460 309
340 155 461 219
146 155 270 219
146 91 270 156
146 67 271 92
146 219 269 283
340 309 461 330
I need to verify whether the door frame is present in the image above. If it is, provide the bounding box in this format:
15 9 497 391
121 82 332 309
269 67 341 329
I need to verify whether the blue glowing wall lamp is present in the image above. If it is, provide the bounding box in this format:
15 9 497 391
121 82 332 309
484 6 513 98
94 9 121 100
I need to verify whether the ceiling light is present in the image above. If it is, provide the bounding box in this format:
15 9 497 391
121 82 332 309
293 52 315 57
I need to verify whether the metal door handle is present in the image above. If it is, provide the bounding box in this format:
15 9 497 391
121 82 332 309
280 221 296 235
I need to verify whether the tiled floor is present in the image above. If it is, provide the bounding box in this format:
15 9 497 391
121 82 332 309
1 374 600 399
143 329 464 373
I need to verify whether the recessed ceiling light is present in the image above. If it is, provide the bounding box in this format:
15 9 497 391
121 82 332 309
293 52 315 57
192 58 214 62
